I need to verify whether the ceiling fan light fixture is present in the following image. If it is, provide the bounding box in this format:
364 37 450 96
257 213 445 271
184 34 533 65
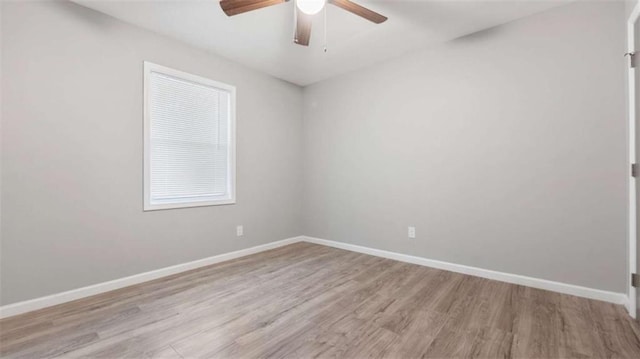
296 0 326 15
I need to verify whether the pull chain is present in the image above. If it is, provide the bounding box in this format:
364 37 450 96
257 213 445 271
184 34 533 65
293 0 298 44
323 4 327 53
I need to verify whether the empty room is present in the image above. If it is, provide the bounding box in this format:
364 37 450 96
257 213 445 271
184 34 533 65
1 0 640 357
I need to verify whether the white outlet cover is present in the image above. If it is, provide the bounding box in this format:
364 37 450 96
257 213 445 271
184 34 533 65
236 225 244 237
408 226 416 239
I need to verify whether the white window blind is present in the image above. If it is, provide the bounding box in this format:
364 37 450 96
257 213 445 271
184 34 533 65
144 62 235 210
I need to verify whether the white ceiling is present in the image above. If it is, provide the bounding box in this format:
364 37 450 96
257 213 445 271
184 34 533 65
73 0 571 86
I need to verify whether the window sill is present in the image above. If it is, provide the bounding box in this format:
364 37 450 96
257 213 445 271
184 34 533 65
143 198 236 211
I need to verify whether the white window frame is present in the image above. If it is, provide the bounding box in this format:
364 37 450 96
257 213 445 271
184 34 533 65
143 61 236 211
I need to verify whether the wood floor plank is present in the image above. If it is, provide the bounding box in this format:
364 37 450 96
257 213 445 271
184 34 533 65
380 309 448 358
511 289 563 358
1 242 639 358
423 325 481 358
468 327 515 359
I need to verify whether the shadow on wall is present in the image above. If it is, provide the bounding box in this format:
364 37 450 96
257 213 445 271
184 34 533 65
58 0 116 29
450 25 506 45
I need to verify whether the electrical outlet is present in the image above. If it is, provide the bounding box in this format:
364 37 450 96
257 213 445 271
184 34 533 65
408 226 416 239
236 225 244 237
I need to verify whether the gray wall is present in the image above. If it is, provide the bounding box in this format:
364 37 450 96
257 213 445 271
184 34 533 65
0 0 631 306
302 1 628 293
0 1 303 305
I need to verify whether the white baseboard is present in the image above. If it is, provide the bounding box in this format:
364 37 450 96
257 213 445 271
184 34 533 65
0 236 303 319
301 236 628 306
0 234 629 320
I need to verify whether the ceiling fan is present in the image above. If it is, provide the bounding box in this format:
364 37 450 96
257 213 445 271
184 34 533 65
219 0 387 46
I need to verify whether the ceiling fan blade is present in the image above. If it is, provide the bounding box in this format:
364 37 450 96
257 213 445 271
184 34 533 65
220 0 288 16
294 8 312 46
328 0 387 24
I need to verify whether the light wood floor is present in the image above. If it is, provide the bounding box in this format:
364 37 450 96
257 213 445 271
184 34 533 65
1 242 640 358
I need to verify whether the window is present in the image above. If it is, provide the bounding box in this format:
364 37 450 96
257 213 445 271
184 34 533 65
144 62 236 210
